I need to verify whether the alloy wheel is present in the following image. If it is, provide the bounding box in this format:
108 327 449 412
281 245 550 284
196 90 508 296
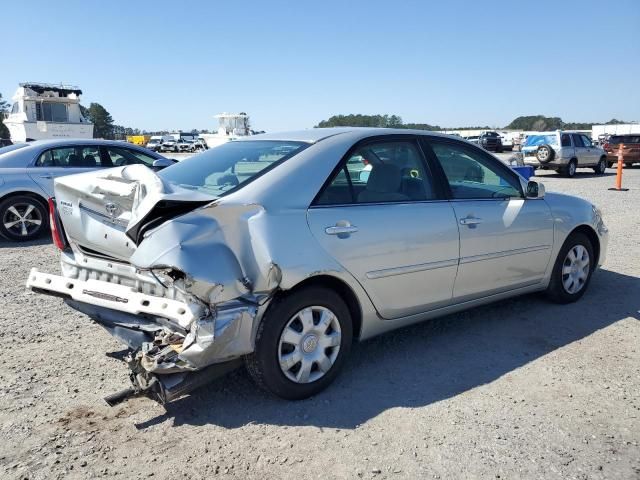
2 201 44 238
278 306 342 384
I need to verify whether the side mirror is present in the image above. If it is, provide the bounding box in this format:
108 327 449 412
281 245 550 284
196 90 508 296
526 180 545 199
152 158 175 169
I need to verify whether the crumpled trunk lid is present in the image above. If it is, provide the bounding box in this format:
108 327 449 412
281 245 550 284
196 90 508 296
54 165 214 261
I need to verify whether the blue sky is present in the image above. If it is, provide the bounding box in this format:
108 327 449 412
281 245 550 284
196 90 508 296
3 0 639 132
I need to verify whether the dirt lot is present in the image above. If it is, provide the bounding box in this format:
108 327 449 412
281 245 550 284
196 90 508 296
1 166 638 480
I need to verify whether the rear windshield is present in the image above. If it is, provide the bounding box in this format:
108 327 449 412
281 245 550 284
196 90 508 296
609 135 639 144
524 135 558 147
158 140 308 197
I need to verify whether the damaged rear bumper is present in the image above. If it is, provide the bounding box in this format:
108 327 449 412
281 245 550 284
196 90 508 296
27 269 261 404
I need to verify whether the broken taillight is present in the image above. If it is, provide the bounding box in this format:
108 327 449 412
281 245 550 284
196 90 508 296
48 197 68 251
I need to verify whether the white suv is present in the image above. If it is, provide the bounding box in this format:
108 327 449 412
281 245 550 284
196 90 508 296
521 131 607 177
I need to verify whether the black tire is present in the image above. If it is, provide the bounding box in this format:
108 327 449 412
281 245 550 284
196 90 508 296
0 195 48 242
536 144 555 164
562 159 577 177
245 286 353 400
607 161 614 169
546 232 595 304
593 157 607 175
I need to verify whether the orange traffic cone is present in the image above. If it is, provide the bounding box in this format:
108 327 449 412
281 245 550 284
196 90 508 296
608 146 629 191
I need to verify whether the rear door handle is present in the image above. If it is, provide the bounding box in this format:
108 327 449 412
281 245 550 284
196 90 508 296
325 225 358 235
459 217 482 226
39 174 53 179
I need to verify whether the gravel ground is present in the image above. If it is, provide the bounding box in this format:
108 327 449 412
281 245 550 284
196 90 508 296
0 166 638 480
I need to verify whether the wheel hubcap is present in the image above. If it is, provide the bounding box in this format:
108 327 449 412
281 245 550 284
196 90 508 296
3 202 43 237
278 306 342 384
570 163 576 175
562 245 590 294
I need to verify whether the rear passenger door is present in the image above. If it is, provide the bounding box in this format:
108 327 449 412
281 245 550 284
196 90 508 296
28 145 105 198
571 134 589 166
580 135 599 165
307 137 460 319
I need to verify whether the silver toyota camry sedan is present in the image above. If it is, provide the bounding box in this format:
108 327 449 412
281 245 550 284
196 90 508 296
0 139 173 241
27 128 608 404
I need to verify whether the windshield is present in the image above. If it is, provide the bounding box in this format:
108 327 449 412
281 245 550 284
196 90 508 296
0 144 28 156
524 135 558 147
158 140 308 197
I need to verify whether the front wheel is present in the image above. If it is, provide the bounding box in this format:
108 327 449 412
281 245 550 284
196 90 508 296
0 195 48 241
245 286 353 400
546 232 595 304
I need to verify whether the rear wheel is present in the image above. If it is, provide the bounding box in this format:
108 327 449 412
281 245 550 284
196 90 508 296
607 161 614 168
562 159 577 177
593 157 607 175
245 286 352 400
546 232 594 304
0 195 48 242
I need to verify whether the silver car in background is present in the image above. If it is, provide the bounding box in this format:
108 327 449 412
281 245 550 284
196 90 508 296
0 139 173 241
521 130 608 177
27 128 608 404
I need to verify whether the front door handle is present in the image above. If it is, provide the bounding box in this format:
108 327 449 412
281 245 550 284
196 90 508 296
460 217 482 226
39 174 53 179
324 225 358 236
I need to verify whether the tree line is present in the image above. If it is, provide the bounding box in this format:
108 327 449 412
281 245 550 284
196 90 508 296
316 114 630 131
316 114 441 131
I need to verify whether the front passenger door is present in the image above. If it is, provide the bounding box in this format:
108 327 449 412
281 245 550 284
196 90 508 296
425 139 555 301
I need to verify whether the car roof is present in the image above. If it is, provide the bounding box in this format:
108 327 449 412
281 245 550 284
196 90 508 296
19 139 140 148
242 127 455 144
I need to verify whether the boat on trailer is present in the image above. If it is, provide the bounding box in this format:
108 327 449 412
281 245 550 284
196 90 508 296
3 82 93 143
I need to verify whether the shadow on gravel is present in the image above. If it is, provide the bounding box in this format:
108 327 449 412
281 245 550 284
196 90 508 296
0 236 51 249
135 268 639 431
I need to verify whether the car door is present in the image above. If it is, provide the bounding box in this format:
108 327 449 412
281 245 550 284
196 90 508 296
28 145 104 198
580 134 598 165
423 138 555 301
307 138 460 319
571 134 589 166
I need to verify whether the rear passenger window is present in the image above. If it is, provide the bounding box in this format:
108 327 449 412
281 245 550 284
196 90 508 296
572 134 584 147
561 134 571 147
36 147 76 167
315 140 435 205
36 146 107 167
